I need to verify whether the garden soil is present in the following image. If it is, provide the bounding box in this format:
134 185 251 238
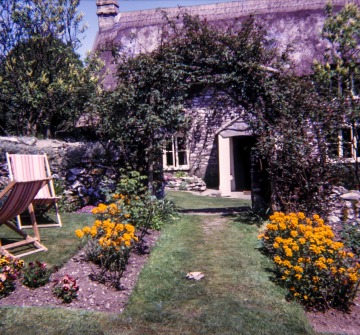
0 230 160 314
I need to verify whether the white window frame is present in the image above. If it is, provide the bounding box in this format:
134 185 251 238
163 135 190 170
337 126 360 162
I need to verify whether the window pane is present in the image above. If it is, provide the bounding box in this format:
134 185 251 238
343 143 352 158
341 128 352 158
178 152 188 166
166 152 174 166
342 128 351 142
177 137 187 151
166 141 173 152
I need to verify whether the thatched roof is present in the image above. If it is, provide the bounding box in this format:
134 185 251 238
94 0 360 89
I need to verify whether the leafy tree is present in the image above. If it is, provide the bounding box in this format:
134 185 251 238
313 2 360 186
0 0 96 138
0 0 85 60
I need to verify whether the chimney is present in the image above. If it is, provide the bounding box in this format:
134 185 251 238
96 0 119 31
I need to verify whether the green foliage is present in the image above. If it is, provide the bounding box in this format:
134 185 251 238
0 0 102 138
114 169 178 233
341 223 360 255
115 169 148 199
260 212 360 311
0 0 86 59
314 2 360 98
0 255 24 298
174 171 187 178
313 2 360 187
52 274 79 303
149 198 178 231
22 261 51 289
97 11 344 215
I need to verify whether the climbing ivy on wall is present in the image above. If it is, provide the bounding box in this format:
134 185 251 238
96 10 354 215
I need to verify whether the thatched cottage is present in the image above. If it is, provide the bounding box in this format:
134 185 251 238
93 0 359 197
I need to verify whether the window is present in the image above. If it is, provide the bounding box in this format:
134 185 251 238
334 126 360 161
163 135 189 170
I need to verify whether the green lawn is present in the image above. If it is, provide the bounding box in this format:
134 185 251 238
0 193 318 335
166 190 251 210
0 213 93 269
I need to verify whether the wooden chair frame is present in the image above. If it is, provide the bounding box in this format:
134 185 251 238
6 153 62 229
0 179 49 257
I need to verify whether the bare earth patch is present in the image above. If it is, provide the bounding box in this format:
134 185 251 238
0 230 160 314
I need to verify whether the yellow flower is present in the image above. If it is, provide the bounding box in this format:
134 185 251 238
293 266 304 273
274 255 282 264
348 273 358 282
125 224 135 233
90 227 97 238
82 226 91 234
290 230 298 237
297 212 306 220
312 276 320 283
295 274 302 280
284 247 293 257
75 229 84 238
279 223 287 230
117 224 125 232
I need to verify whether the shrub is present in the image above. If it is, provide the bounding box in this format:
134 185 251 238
113 170 178 234
259 212 360 311
341 223 360 256
52 274 79 303
75 201 138 288
22 261 51 289
0 255 24 298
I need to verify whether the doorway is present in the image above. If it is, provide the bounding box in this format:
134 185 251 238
232 136 255 191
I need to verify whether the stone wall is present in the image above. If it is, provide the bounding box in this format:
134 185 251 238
0 136 208 210
0 137 123 210
185 93 240 187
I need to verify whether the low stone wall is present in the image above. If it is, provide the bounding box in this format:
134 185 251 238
164 173 207 192
0 136 208 210
0 136 122 210
329 186 360 225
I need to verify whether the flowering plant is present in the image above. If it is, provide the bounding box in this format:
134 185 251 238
22 261 51 289
259 212 360 310
52 275 79 303
0 254 24 297
75 198 138 288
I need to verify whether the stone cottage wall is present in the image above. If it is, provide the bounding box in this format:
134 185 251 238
186 94 240 187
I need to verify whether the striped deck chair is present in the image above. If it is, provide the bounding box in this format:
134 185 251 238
0 179 49 257
6 153 62 229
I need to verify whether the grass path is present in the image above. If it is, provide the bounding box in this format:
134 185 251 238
122 214 315 335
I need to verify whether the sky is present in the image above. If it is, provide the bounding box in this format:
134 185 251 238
77 0 240 58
